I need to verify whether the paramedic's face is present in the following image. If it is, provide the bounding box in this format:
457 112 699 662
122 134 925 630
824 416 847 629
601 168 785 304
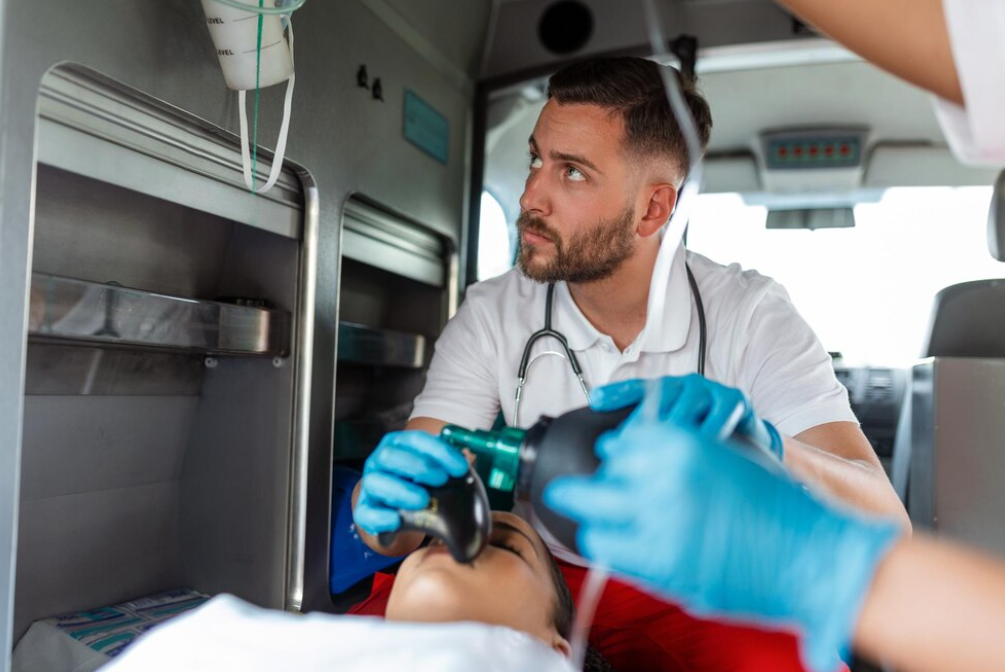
386 512 570 656
517 99 638 284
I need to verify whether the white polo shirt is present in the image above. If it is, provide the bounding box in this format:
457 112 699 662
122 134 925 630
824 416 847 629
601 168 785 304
933 0 1005 165
411 243 855 437
411 242 856 564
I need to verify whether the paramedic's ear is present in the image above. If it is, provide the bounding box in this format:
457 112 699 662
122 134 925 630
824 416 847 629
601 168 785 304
552 634 572 658
639 183 678 238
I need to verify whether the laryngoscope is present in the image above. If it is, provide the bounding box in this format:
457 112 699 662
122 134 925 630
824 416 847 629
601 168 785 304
378 404 634 564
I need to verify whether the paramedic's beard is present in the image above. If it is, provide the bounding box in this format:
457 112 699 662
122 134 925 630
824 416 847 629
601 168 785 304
517 207 636 284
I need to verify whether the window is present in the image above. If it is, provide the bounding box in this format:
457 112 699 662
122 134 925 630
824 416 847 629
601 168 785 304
687 187 1004 367
477 190 514 281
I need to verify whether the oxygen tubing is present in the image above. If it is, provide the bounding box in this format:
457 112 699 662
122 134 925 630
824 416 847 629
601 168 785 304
571 565 610 671
641 0 706 224
204 0 307 15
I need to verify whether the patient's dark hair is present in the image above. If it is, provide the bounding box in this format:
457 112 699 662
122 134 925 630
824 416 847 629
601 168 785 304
547 56 712 181
544 548 575 640
542 541 615 672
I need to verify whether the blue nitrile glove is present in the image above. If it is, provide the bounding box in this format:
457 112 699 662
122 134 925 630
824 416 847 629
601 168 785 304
545 420 900 672
353 431 469 535
591 374 785 461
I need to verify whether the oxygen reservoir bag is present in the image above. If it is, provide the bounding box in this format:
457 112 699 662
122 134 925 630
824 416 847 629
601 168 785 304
200 0 300 194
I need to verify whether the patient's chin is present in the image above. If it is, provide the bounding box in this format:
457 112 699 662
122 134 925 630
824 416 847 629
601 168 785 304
385 566 477 624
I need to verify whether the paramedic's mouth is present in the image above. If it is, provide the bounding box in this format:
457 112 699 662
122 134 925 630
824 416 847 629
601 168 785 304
521 228 553 246
517 213 556 246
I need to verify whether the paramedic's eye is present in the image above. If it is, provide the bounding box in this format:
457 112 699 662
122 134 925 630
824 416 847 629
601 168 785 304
565 165 585 181
529 153 543 170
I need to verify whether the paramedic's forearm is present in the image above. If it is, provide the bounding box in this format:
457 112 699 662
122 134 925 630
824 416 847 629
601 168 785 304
786 426 911 531
351 480 426 556
854 536 1005 672
772 0 962 106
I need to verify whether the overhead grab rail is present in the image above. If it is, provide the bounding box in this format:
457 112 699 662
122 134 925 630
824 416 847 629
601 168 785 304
27 273 290 357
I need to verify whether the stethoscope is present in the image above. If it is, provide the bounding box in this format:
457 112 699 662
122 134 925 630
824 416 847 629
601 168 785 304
513 262 707 426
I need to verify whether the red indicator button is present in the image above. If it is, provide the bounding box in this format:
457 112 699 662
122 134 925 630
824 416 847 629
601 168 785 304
809 145 819 157
840 144 851 156
794 146 804 157
778 146 788 158
825 145 835 156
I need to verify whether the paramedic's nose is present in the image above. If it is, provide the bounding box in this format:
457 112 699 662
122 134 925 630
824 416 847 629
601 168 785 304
519 167 550 217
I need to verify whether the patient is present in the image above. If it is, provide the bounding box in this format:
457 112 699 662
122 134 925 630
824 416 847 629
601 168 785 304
385 511 574 657
103 511 607 672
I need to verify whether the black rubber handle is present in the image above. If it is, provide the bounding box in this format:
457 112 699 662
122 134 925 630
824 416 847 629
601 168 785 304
378 467 491 563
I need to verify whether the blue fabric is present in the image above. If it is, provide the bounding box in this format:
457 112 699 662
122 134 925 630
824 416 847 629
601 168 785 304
329 466 403 594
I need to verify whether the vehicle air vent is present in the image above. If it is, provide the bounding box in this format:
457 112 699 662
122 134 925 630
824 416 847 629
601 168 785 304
865 371 895 402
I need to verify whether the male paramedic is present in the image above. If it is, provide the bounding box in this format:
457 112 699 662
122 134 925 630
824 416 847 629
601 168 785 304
352 56 909 672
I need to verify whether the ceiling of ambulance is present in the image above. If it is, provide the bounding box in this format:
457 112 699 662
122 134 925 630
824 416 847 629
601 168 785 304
424 0 1000 218
481 58 993 216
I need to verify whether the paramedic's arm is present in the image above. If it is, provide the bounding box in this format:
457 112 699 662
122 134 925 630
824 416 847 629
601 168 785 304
787 423 911 530
742 285 910 530
854 536 1005 672
773 0 963 105
351 417 449 556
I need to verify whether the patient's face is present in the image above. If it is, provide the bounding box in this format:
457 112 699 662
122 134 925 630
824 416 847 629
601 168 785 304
385 512 570 655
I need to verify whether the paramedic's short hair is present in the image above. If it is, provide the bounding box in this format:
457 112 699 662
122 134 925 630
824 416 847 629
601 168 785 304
547 56 713 181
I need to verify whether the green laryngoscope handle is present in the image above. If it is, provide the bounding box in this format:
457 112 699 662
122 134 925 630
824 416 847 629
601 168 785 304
439 425 527 494
440 405 635 552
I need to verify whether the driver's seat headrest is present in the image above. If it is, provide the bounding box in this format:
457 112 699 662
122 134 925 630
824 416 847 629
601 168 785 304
990 169 1005 262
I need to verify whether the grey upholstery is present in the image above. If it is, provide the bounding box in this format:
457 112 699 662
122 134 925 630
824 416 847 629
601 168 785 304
893 277 1005 503
921 279 1005 358
891 389 913 501
990 169 1005 262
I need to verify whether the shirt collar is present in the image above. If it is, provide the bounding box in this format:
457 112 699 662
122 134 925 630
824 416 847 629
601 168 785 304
638 241 692 353
553 281 602 351
549 234 692 354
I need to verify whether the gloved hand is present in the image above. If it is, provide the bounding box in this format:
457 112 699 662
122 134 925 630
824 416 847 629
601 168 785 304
353 431 469 535
545 419 900 672
591 374 785 461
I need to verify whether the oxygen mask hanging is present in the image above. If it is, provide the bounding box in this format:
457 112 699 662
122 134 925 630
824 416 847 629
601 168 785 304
201 0 305 194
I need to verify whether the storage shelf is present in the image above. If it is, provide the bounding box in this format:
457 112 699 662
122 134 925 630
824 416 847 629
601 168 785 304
28 273 290 357
336 322 426 369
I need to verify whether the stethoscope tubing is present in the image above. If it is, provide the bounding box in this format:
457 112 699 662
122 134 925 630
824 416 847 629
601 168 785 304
514 262 707 426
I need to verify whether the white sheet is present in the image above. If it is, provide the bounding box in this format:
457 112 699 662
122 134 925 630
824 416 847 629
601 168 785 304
104 594 577 672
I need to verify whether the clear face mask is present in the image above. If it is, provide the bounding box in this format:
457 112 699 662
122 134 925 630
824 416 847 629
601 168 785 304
200 0 305 194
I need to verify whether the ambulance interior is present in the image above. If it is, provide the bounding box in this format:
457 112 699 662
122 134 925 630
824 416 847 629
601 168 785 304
0 1 1002 671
